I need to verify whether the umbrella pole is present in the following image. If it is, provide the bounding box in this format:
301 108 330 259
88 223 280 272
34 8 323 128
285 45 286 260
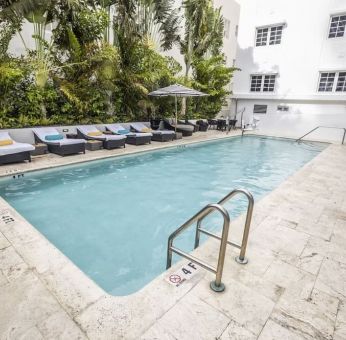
175 95 177 133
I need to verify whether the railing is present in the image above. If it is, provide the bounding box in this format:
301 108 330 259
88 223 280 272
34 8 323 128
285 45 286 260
166 189 254 292
194 189 254 264
296 126 346 144
167 203 230 292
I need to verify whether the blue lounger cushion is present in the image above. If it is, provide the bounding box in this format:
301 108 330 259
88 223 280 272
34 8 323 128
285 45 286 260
45 134 64 141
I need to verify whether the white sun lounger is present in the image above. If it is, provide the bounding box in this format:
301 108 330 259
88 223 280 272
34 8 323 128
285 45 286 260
105 124 152 145
0 132 35 164
76 125 126 149
130 122 175 142
33 127 86 156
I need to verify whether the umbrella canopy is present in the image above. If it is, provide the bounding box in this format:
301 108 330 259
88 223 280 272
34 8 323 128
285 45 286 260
148 84 208 98
148 84 208 132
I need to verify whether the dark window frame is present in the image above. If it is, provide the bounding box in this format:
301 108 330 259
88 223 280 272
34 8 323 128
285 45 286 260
253 104 268 114
328 14 346 39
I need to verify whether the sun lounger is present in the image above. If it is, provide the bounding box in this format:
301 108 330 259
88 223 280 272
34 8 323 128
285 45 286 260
130 122 175 142
105 124 152 146
32 128 85 156
194 119 209 131
178 120 199 132
76 125 126 149
163 118 194 136
0 132 34 164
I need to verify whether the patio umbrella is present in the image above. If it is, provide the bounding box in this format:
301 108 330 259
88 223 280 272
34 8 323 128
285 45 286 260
148 84 208 132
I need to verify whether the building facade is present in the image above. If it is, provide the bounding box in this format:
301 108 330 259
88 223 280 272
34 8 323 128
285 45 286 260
232 0 346 141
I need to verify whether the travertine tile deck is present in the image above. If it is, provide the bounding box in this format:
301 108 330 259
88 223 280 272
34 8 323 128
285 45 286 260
0 134 345 339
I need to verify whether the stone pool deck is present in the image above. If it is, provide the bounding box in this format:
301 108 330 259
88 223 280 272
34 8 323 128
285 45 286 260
0 134 345 339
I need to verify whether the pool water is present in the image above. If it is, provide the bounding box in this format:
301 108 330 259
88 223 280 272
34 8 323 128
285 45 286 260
0 136 326 295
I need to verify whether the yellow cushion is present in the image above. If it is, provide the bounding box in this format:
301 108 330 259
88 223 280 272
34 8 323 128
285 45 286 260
87 131 102 136
0 139 13 146
141 127 151 133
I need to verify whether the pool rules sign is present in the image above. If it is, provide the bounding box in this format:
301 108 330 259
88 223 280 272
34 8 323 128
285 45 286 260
166 262 200 287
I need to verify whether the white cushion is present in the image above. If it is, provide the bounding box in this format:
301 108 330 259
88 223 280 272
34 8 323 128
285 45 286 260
153 130 175 135
0 132 12 140
0 142 34 156
106 124 152 137
131 123 173 135
77 125 100 134
77 126 126 141
106 124 126 133
33 128 86 145
130 122 149 132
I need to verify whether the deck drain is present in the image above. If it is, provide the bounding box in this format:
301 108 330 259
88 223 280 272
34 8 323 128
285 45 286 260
0 211 15 226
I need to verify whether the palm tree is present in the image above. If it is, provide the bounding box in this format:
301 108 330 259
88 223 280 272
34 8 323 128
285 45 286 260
180 0 224 116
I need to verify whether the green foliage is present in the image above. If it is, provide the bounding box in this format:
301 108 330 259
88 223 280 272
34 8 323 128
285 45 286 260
192 55 238 119
180 0 235 119
0 0 235 128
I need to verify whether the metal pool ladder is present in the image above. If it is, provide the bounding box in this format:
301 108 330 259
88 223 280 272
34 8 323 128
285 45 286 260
166 189 254 292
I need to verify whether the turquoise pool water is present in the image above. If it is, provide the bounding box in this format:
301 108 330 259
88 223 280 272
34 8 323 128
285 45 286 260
0 136 325 295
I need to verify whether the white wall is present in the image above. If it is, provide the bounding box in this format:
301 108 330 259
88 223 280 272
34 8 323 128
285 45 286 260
232 0 346 142
162 0 240 72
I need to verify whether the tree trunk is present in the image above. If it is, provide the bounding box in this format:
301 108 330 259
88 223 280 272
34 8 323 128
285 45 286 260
181 25 193 118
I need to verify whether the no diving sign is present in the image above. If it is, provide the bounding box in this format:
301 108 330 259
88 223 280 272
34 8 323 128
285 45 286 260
166 262 200 287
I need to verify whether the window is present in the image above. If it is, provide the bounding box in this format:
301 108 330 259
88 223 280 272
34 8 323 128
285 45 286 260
263 75 276 92
256 25 284 46
250 74 276 92
277 105 289 112
235 25 239 37
256 28 269 46
250 75 263 92
336 72 346 92
269 25 283 45
253 105 267 114
329 15 346 38
224 19 230 39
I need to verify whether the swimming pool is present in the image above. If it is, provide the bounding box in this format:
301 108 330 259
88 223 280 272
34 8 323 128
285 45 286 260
0 136 326 295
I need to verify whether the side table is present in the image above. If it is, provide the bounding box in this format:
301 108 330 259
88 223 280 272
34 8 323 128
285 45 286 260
174 132 183 140
30 143 48 156
86 140 103 151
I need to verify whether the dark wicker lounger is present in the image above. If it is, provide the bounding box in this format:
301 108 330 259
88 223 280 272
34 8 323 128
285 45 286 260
105 124 152 146
125 134 151 145
33 128 85 156
151 132 174 142
0 132 35 165
0 151 32 165
163 118 194 137
76 126 126 149
130 123 175 142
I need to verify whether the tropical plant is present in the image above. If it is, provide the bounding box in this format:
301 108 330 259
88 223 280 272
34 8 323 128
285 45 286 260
192 55 237 119
180 0 234 118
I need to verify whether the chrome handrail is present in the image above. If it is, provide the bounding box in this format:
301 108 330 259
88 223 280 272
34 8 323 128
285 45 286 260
194 189 254 264
296 126 346 144
166 203 230 292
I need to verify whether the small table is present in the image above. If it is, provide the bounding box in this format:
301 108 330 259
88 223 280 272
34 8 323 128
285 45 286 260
30 143 48 156
86 140 103 151
174 132 183 140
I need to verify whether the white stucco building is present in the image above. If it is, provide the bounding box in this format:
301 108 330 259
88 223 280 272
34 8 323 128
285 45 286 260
232 0 346 141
